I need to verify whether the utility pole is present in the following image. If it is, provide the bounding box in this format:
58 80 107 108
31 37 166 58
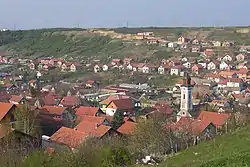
126 21 129 28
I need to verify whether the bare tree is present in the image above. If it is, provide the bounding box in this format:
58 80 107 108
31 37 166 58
12 104 41 137
129 114 176 158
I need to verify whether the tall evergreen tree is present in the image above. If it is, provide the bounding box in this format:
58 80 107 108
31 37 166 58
111 110 124 129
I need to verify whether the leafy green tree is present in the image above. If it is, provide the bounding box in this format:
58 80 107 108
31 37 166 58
111 110 124 129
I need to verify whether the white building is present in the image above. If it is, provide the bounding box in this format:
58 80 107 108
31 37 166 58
183 62 191 68
207 62 216 70
219 62 229 70
177 73 193 122
168 42 177 48
142 65 149 73
102 65 109 71
223 55 233 62
94 65 100 73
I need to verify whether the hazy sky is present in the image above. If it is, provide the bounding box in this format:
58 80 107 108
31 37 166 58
0 0 250 29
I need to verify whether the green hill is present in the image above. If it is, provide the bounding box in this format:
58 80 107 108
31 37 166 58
2 27 250 63
161 124 250 167
0 28 174 63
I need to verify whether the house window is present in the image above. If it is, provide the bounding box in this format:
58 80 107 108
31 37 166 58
183 94 186 99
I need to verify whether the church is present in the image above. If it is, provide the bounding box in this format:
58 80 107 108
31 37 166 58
177 72 195 121
172 72 231 141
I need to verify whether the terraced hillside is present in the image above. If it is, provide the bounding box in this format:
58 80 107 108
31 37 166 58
1 27 250 63
0 28 174 63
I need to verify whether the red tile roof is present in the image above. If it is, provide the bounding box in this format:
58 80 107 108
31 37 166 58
86 80 95 85
197 111 231 127
219 71 237 78
172 117 213 135
90 125 112 137
107 98 133 110
124 116 136 122
153 103 174 115
43 94 57 106
192 64 203 69
232 94 247 100
76 106 100 117
41 106 66 115
159 64 171 69
76 115 106 123
50 127 87 149
112 59 121 63
172 65 185 69
0 102 14 121
117 121 136 135
75 120 111 138
228 78 243 83
131 63 146 68
218 79 229 85
29 80 37 84
100 95 130 105
60 96 80 107
9 95 23 103
211 100 228 105
0 92 11 101
236 68 249 74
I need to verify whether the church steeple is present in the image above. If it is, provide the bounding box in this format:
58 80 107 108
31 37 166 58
177 72 194 122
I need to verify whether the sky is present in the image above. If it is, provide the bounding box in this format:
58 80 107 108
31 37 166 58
0 0 250 29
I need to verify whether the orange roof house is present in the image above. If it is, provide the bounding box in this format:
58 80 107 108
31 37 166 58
9 95 25 105
59 96 81 108
41 106 67 116
107 98 134 110
76 115 107 125
231 93 248 101
105 98 134 116
146 103 174 117
39 106 74 125
75 120 113 138
236 68 249 79
170 117 215 136
219 71 238 78
75 106 102 117
100 95 130 106
197 111 231 128
0 102 16 122
50 127 87 149
117 121 136 135
42 92 60 106
192 64 203 74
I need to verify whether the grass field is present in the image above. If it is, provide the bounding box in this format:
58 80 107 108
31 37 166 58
160 124 250 167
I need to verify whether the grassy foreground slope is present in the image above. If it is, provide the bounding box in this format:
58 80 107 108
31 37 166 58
161 124 250 167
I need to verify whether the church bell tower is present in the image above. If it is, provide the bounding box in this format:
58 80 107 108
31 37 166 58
177 72 194 121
